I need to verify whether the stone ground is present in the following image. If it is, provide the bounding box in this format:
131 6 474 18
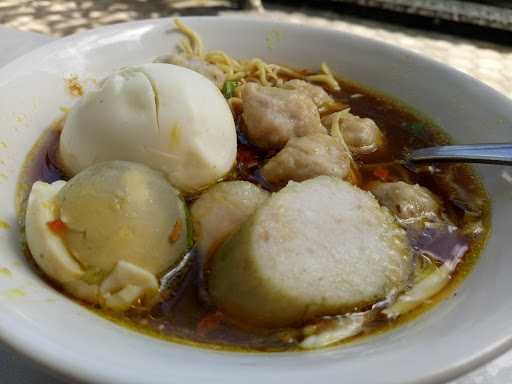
0 1 510 98
0 0 241 36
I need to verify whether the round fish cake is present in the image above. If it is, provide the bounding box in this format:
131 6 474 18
209 176 412 328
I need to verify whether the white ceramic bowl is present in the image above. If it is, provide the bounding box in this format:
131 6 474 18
0 16 511 384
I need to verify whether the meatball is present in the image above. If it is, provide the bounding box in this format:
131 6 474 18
163 53 226 89
242 83 325 150
191 181 269 258
261 133 351 185
339 112 384 155
283 79 333 107
209 176 412 328
369 181 442 221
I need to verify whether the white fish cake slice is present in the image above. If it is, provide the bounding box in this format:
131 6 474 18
209 176 412 328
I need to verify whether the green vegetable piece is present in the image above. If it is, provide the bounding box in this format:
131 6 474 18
410 122 425 134
222 80 239 99
183 203 195 250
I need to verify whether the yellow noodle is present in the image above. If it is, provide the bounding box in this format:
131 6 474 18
174 19 204 57
250 59 269 86
306 74 340 91
326 110 362 184
321 63 336 80
325 110 354 162
173 19 340 93
205 50 241 69
216 63 235 77
305 63 340 91
320 62 340 90
205 51 230 65
276 65 306 78
319 100 347 117
228 72 247 81
178 39 194 56
266 64 281 82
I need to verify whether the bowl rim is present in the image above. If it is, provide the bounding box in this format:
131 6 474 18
1 15 511 384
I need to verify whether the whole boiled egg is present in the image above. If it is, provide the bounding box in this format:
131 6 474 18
58 63 237 193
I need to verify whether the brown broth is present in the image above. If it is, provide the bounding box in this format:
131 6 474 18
16 79 491 352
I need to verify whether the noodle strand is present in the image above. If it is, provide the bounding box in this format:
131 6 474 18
173 19 340 92
175 19 204 58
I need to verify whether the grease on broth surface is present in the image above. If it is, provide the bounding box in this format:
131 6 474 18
16 77 490 352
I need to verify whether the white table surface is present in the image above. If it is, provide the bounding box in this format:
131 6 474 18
0 26 511 384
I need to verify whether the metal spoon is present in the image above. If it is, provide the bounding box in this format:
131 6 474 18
159 247 197 294
406 143 512 165
159 246 212 305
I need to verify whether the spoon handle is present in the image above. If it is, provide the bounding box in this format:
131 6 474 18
407 143 512 165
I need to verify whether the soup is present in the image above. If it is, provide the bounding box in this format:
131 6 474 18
16 20 490 352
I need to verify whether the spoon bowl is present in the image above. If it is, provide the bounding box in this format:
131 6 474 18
407 143 512 165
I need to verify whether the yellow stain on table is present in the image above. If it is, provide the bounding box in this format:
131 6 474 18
0 141 7 149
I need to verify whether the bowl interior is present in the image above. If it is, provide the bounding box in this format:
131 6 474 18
0 16 511 384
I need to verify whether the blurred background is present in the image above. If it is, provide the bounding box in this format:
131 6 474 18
1 0 511 98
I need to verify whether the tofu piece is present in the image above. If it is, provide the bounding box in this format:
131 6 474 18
369 181 442 221
283 79 333 107
191 181 269 258
242 83 326 150
260 133 351 185
209 176 412 328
